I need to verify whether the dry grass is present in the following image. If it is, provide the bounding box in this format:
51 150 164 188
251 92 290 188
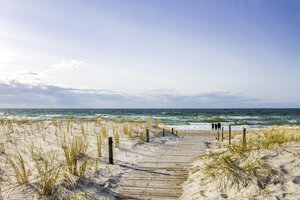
52 117 58 127
6 151 31 184
61 135 90 177
102 124 107 138
0 116 158 199
96 131 102 158
198 144 271 191
146 118 151 129
223 130 242 139
254 125 300 148
155 119 161 126
196 125 300 191
115 128 120 148
80 123 85 136
30 147 62 197
139 130 145 142
94 116 99 126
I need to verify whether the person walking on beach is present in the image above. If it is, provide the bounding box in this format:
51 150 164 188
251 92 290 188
212 123 214 130
218 122 221 130
215 123 218 130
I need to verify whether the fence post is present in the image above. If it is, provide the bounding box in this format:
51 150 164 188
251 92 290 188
146 129 149 142
217 131 220 141
163 128 165 136
229 125 231 145
222 127 224 142
172 128 174 135
243 128 246 146
108 137 113 164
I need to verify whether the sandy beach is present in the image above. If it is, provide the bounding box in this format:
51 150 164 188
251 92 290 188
0 118 215 199
180 127 300 200
1 0 299 198
0 118 299 200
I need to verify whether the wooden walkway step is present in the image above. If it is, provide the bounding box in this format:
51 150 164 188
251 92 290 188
114 137 210 199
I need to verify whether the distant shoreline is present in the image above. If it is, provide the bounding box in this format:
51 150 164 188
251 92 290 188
0 108 299 130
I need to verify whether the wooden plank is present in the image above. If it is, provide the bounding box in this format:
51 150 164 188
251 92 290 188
116 194 179 200
115 136 209 199
119 184 182 189
117 189 182 196
124 177 186 181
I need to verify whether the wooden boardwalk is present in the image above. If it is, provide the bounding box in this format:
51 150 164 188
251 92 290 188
115 136 212 200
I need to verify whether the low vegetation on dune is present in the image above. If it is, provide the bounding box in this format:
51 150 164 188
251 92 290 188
0 116 167 199
29 146 63 197
188 125 300 198
6 151 31 184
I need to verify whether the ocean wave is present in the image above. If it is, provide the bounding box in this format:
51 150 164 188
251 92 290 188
173 123 264 131
225 116 260 120
0 109 299 128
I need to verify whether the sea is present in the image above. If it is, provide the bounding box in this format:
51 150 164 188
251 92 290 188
0 108 299 130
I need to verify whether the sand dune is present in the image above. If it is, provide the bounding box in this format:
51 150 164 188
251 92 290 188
180 127 300 200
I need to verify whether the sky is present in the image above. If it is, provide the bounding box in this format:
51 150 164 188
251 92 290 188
0 0 299 108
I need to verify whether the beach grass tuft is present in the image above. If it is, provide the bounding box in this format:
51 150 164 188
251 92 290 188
62 135 89 177
7 151 31 184
0 116 161 198
96 131 102 157
197 125 300 191
30 147 62 197
115 128 120 148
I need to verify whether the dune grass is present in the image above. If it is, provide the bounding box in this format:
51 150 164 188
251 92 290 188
196 125 300 192
223 130 242 140
0 116 162 198
96 131 102 158
61 135 90 177
114 128 120 148
30 147 62 197
198 144 271 191
102 124 107 138
6 151 31 184
139 130 145 142
80 123 85 136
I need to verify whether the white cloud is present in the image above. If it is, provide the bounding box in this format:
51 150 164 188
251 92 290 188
0 70 49 86
0 81 269 108
51 60 85 70
0 52 25 64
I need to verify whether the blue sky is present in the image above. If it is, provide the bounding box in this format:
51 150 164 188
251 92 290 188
0 0 299 108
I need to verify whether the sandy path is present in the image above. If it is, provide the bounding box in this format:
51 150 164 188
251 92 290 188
114 133 214 199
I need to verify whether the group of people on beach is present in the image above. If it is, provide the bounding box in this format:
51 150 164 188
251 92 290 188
212 122 221 130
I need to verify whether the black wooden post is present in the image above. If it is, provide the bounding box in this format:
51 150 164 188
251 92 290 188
163 128 165 136
243 128 246 146
171 128 174 134
229 125 232 145
108 137 113 164
146 129 149 142
222 127 224 142
217 131 220 141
